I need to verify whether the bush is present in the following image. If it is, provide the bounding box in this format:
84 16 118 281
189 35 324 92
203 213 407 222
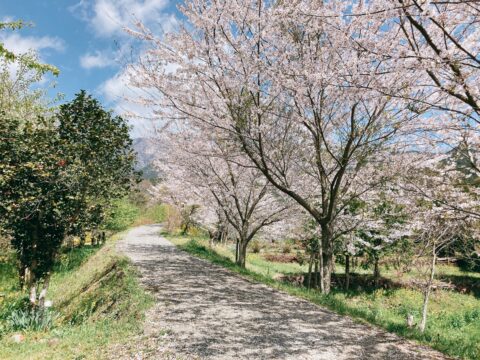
295 251 307 266
250 240 262 254
458 252 480 272
7 308 57 332
103 198 140 231
0 234 10 254
282 242 292 254
164 205 182 233
145 203 168 223
263 253 298 263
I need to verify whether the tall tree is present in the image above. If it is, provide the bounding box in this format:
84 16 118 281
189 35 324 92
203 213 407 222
159 126 291 267
56 91 140 240
0 116 70 305
128 0 414 293
0 92 138 306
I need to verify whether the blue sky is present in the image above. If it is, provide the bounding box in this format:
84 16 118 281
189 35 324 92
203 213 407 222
0 0 181 136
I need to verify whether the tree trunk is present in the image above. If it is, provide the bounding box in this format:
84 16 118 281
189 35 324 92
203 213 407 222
345 254 350 291
19 265 26 290
321 225 333 294
80 234 86 247
28 216 40 305
373 256 380 288
27 260 38 306
235 238 239 263
307 252 314 289
236 240 248 268
314 256 319 289
419 245 437 333
29 283 38 306
38 273 51 308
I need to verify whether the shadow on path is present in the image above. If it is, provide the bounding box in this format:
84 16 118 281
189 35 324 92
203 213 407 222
118 225 448 360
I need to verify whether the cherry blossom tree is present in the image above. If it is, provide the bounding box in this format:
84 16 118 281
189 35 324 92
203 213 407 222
390 1 479 181
156 124 292 267
127 0 418 293
404 186 477 332
328 1 480 176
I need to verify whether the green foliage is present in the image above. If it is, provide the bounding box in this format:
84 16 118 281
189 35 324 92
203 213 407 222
0 234 153 359
458 252 480 272
0 116 71 283
7 308 57 332
0 91 138 300
54 247 99 274
249 240 262 254
281 242 292 254
144 203 168 223
0 21 59 76
0 57 53 121
0 253 17 293
103 199 140 232
57 90 140 237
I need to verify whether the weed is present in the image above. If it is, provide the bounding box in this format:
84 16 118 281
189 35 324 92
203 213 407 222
7 308 58 332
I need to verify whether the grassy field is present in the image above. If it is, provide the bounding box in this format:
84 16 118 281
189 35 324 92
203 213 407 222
166 233 480 360
0 233 153 360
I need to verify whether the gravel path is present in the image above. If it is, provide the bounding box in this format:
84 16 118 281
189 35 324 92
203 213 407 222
115 225 449 360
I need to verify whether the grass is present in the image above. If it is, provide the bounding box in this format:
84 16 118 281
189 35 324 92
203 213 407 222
166 233 480 360
134 203 169 226
0 233 153 360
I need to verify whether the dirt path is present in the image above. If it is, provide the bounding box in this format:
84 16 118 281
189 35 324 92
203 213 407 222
115 225 448 360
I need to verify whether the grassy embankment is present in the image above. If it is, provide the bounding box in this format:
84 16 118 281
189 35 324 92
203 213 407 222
0 200 167 360
166 232 480 360
0 233 153 360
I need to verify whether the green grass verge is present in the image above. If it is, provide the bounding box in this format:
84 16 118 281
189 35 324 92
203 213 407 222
0 233 153 360
167 234 480 360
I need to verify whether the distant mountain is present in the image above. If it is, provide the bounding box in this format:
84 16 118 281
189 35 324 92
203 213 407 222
132 137 163 181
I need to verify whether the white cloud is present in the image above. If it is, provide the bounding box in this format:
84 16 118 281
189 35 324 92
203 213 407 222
98 69 162 137
0 31 65 80
69 1 179 136
0 33 65 56
70 0 171 38
99 71 131 103
80 51 111 69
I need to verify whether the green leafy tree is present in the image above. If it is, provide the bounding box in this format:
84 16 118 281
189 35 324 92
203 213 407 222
0 92 138 307
0 21 59 76
56 91 140 241
0 116 69 306
0 54 54 121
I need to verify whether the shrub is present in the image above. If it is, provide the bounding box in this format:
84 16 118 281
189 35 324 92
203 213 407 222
164 205 182 233
146 203 168 223
7 308 57 332
263 253 298 263
0 234 10 254
250 240 262 254
282 242 292 254
295 251 307 266
103 198 140 231
458 252 480 272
